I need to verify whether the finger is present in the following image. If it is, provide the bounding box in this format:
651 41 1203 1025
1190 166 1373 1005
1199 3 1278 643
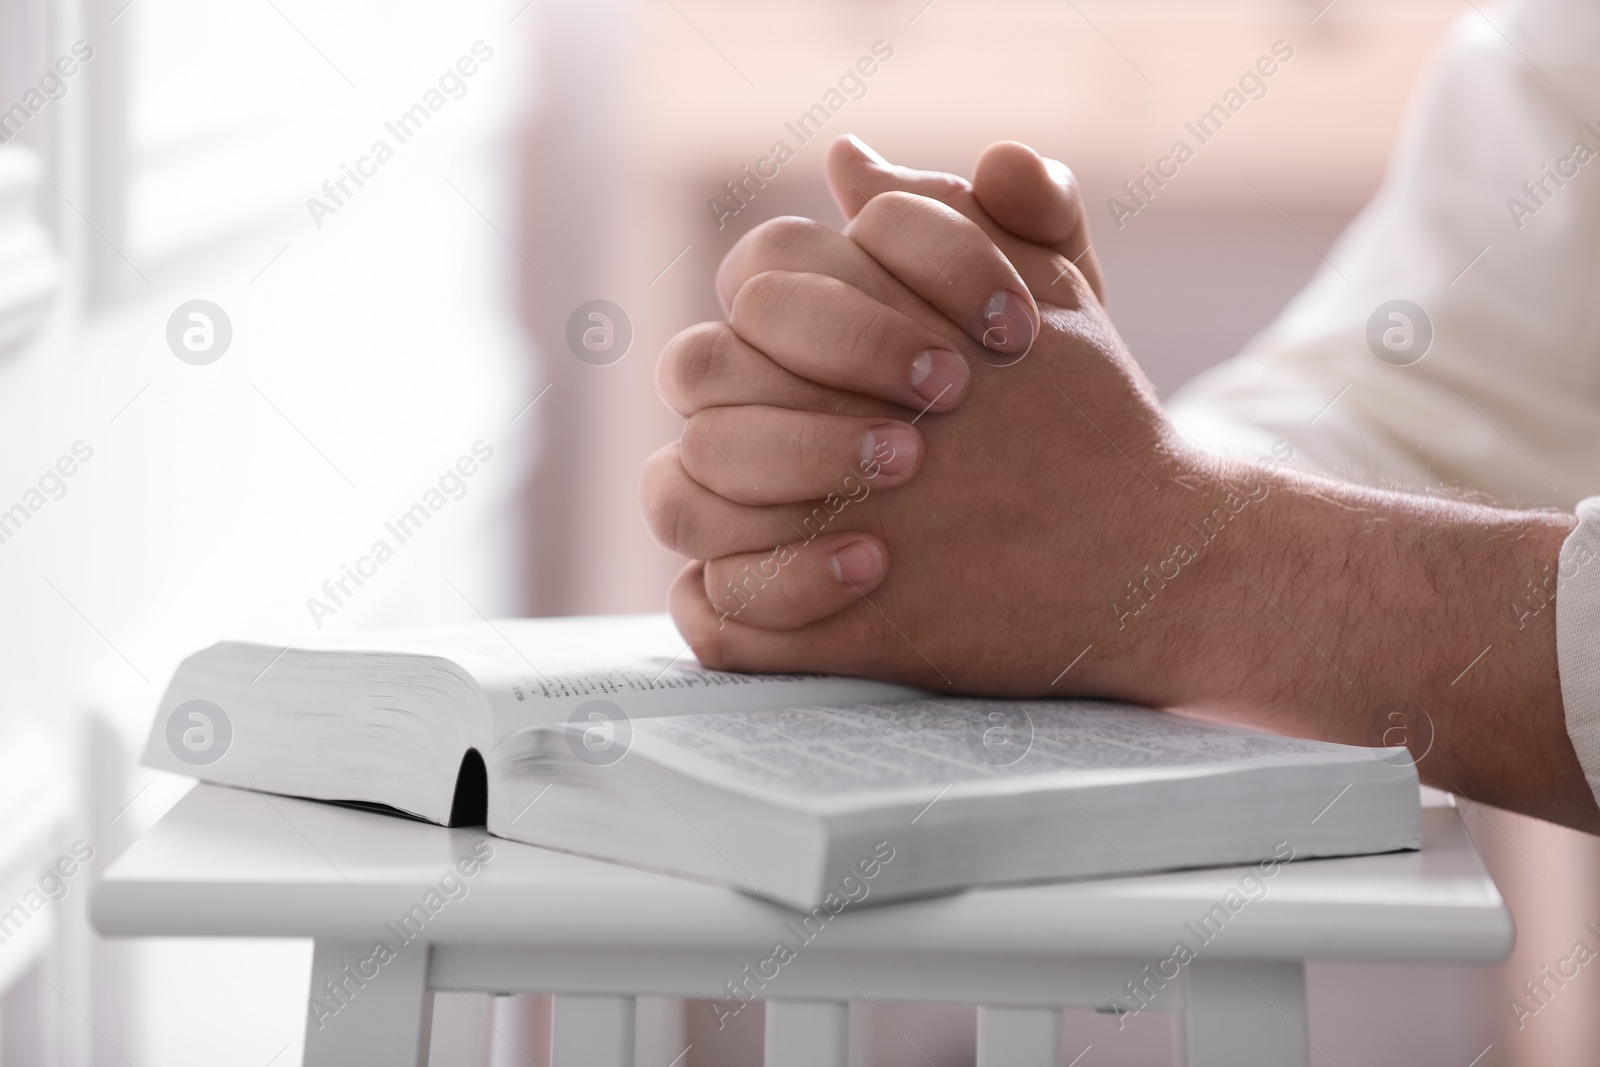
845 191 1039 360
656 321 900 420
827 135 1104 308
641 444 878 559
826 134 972 220
729 272 970 412
680 405 920 506
703 532 887 631
715 216 893 319
669 561 852 674
972 141 1105 304
715 216 1008 353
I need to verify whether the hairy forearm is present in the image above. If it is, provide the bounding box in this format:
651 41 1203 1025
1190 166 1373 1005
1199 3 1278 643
1175 460 1597 830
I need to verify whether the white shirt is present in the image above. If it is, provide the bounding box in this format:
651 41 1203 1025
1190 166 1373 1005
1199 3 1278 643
1167 0 1600 803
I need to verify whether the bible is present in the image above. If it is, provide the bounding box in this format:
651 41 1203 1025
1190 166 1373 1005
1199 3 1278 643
143 613 1421 909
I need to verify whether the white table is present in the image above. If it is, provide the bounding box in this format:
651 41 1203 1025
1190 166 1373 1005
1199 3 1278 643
90 784 1511 1067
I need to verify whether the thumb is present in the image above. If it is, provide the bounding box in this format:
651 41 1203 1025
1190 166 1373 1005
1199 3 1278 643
971 141 1104 304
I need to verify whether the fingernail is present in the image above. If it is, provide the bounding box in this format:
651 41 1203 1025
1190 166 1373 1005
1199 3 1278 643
909 348 969 408
980 289 1036 355
862 423 920 478
844 133 891 167
830 539 884 586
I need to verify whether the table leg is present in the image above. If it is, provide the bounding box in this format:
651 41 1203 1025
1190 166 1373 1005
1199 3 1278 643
490 994 552 1067
636 996 687 1066
847 1002 874 1067
1184 960 1308 1067
976 1006 1062 1067
302 939 434 1067
552 994 635 1067
765 1000 849 1067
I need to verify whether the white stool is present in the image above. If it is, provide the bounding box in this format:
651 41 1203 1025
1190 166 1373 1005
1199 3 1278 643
91 784 1509 1066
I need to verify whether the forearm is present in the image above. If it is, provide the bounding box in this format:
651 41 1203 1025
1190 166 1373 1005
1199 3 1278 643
1185 461 1597 830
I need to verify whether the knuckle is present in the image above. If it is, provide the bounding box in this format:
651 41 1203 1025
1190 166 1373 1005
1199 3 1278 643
679 590 730 669
732 269 801 328
641 448 698 555
1049 259 1091 305
940 231 997 289
705 558 751 616
659 321 727 409
662 496 702 559
744 215 827 265
925 173 973 202
677 414 715 479
792 416 829 472
863 189 929 221
835 305 898 382
861 189 956 234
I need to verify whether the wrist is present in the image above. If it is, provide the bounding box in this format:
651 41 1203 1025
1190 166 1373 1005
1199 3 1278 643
1094 445 1301 710
1132 450 1317 713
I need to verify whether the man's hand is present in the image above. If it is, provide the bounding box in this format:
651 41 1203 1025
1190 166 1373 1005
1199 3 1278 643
645 138 1215 701
641 137 1599 833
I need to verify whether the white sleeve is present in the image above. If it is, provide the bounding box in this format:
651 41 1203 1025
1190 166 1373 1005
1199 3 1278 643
1558 499 1600 805
1168 0 1600 510
1158 0 1600 801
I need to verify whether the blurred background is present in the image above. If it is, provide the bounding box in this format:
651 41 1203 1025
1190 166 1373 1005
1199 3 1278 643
1 0 1595 1063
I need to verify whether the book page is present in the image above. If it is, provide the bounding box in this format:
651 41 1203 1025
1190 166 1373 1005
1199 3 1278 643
639 699 1360 800
456 617 922 732
247 613 920 741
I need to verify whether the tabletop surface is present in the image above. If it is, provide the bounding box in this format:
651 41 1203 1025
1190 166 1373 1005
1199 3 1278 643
91 783 1512 966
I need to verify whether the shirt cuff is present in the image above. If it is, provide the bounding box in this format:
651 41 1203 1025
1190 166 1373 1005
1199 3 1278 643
1556 497 1600 806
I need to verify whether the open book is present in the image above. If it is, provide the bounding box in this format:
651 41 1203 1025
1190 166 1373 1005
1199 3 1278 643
143 614 1421 909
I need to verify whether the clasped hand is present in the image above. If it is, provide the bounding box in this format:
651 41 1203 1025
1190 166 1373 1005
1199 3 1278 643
642 135 1256 704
